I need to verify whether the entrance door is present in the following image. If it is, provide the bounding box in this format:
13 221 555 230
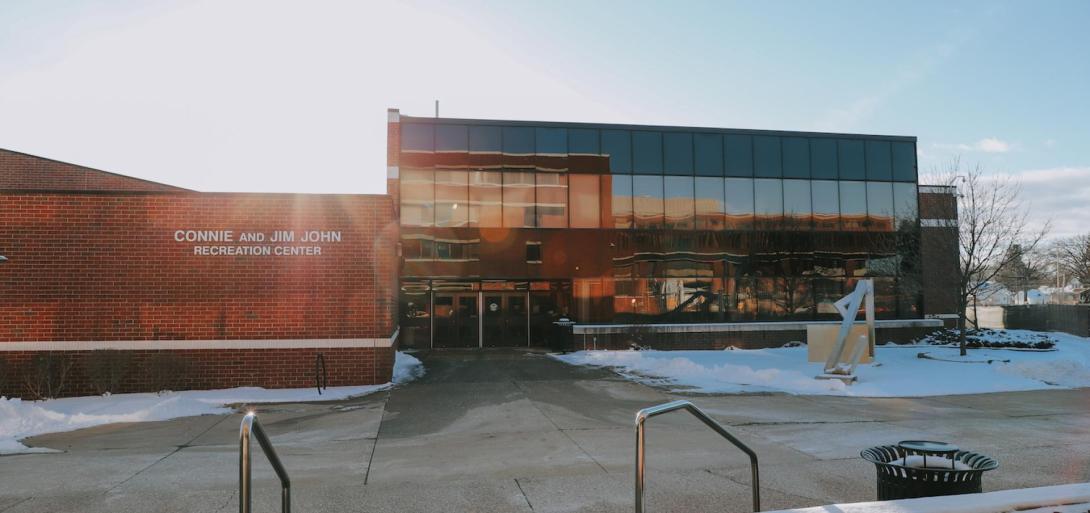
482 293 529 347
433 293 478 348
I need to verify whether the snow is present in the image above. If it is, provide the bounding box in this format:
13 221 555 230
764 482 1090 513
552 330 1090 397
0 351 423 455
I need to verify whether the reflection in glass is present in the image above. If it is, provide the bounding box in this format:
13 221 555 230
535 128 567 155
568 128 599 154
694 177 726 230
535 173 568 228
435 125 468 152
401 123 434 152
754 136 782 177
754 178 783 228
810 138 838 179
811 180 840 231
663 132 693 175
892 142 916 181
783 179 812 230
694 133 724 176
502 171 536 227
435 171 469 227
893 182 919 231
867 181 894 231
569 174 600 228
601 130 632 173
632 175 664 228
632 131 663 174
866 140 892 180
469 126 501 153
468 171 502 227
610 175 633 228
664 176 695 230
400 168 434 226
724 178 754 229
838 139 866 179
839 181 867 231
725 134 754 177
782 137 810 178
503 127 534 154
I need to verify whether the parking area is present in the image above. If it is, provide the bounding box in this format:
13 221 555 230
3 349 1090 512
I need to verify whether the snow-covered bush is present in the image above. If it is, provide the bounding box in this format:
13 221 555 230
913 328 1055 349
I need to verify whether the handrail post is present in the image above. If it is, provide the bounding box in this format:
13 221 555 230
634 400 760 512
239 412 292 513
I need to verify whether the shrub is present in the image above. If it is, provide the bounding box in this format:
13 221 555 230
0 356 9 394
86 350 132 395
23 353 75 400
147 353 189 394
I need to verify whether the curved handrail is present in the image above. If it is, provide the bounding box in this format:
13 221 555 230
240 413 291 513
635 400 760 512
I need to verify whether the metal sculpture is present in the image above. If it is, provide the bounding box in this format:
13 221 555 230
817 278 875 383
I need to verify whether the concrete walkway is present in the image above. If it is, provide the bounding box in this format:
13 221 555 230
3 349 1090 512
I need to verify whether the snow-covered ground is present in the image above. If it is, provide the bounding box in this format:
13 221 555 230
0 351 423 455
553 330 1090 397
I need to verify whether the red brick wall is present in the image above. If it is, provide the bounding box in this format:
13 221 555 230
0 148 186 192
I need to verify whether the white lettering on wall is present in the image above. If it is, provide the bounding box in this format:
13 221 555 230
174 230 340 256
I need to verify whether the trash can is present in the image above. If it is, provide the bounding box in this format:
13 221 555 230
551 317 576 352
861 441 998 500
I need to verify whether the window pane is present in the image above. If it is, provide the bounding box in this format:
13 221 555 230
782 137 809 178
754 136 782 177
535 173 568 228
810 138 838 179
469 171 502 227
867 181 894 231
435 171 469 227
695 177 725 230
502 171 536 227
503 127 534 154
754 178 783 228
569 128 599 154
536 127 567 155
839 181 867 231
783 179 811 230
893 182 918 231
865 140 892 180
601 129 632 173
663 132 693 175
664 176 695 229
435 125 468 152
632 175 664 228
724 177 754 229
725 134 754 177
610 175 633 228
569 174 600 228
401 123 434 152
838 140 866 179
400 169 434 226
469 126 501 153
694 133 724 176
811 180 840 231
632 131 663 174
892 141 917 181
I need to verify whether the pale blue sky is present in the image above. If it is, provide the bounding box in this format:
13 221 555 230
1 1 1087 234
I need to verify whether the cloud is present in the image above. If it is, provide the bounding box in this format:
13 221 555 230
998 167 1090 239
932 137 1013 153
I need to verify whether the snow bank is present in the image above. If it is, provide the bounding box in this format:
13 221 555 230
0 351 423 455
553 330 1090 397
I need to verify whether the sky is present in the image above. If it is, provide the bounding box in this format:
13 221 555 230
1 1 1088 236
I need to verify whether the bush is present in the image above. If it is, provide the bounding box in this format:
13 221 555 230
23 353 75 400
915 328 1057 350
86 350 132 395
0 356 9 394
147 353 189 394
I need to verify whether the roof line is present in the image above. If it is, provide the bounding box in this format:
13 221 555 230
0 147 192 191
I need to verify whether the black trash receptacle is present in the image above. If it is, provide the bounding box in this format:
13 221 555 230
551 317 576 352
861 443 998 500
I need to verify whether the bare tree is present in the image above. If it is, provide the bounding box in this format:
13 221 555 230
934 158 1050 355
1052 234 1090 290
995 244 1050 304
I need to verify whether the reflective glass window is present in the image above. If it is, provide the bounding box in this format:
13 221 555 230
401 123 434 152
632 131 663 174
535 127 567 155
663 132 693 175
724 134 754 177
754 136 782 177
502 171 536 227
865 140 892 180
434 171 469 227
811 180 840 231
893 182 918 231
754 178 784 228
610 175 633 228
810 138 838 179
866 181 894 231
399 169 434 226
694 177 726 230
632 175 664 228
782 137 809 178
838 139 866 179
468 171 502 227
435 125 468 152
724 177 754 229
839 180 867 230
664 176 695 229
601 129 632 173
783 179 812 230
569 174 600 228
535 173 568 228
503 127 534 154
568 128 599 154
469 126 501 152
694 133 724 176
892 141 917 181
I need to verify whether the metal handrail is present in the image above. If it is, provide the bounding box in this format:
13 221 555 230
635 400 760 512
240 413 291 513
